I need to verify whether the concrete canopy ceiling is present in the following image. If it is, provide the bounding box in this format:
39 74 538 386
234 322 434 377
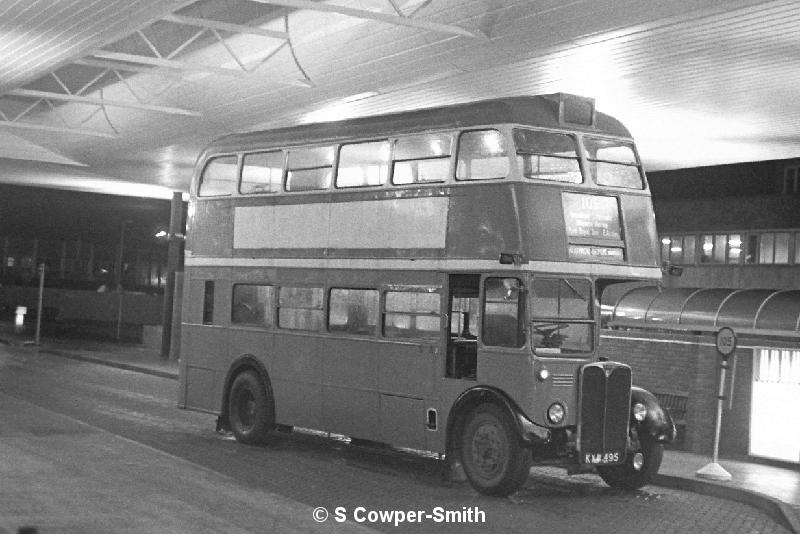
0 0 797 198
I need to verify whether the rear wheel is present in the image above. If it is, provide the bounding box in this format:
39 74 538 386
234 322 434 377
228 370 274 445
597 436 663 490
460 403 531 496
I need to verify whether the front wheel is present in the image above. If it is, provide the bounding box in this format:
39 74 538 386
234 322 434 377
597 437 663 490
227 370 275 445
460 403 531 496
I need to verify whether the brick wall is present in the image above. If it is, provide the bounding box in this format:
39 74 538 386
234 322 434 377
599 331 751 456
600 330 800 459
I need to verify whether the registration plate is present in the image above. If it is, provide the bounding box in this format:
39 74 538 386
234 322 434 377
582 451 623 465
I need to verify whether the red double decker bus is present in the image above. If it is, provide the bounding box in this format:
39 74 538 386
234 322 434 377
178 93 675 495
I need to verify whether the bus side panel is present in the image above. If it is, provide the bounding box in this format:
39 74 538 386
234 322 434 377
227 327 274 382
179 270 230 413
180 324 229 412
321 337 379 440
271 332 323 430
323 386 378 440
380 395 427 450
376 341 437 398
517 186 568 261
477 347 537 419
446 184 521 260
620 194 659 267
191 200 234 257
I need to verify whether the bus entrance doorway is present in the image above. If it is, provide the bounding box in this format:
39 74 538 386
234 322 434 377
446 274 479 380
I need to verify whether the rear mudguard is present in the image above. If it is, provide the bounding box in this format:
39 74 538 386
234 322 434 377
631 386 677 443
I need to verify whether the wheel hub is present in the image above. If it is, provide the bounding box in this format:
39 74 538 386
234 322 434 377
632 452 644 471
237 391 256 429
471 423 505 477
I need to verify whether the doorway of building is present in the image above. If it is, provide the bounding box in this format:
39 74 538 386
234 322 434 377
749 349 800 463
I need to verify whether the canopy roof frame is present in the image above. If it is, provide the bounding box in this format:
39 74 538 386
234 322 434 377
607 286 800 339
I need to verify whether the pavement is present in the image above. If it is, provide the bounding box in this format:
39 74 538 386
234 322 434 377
1 324 799 534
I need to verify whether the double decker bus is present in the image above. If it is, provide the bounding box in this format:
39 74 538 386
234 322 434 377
178 93 676 496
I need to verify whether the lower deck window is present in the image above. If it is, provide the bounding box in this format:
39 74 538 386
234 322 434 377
278 286 324 331
328 288 379 335
383 291 440 340
202 281 215 324
232 284 274 327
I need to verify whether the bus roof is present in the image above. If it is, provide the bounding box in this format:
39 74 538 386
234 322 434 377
203 94 632 156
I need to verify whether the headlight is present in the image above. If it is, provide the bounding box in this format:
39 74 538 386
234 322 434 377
536 368 550 382
632 402 647 422
547 402 565 424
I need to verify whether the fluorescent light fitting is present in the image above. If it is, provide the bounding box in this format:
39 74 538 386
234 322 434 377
342 91 379 103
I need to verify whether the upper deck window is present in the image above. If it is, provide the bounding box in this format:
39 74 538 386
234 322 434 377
241 151 283 194
513 129 581 184
286 146 334 192
583 137 643 189
392 133 452 184
199 155 237 196
336 141 389 188
456 130 509 181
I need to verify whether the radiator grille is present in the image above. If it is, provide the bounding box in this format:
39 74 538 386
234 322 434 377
579 363 631 461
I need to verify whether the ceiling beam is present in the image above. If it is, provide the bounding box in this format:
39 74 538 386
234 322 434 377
7 89 202 117
162 14 289 39
73 58 181 77
251 0 486 39
88 52 312 88
91 51 248 77
0 120 116 138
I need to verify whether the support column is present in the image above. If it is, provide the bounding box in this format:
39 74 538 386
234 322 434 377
161 192 184 359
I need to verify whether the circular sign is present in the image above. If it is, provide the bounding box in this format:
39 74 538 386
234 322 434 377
715 327 737 359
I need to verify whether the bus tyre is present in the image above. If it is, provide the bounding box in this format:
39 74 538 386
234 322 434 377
597 437 663 490
460 403 531 496
228 370 274 445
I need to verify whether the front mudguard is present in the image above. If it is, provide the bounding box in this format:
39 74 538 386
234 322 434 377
631 386 676 444
446 386 551 457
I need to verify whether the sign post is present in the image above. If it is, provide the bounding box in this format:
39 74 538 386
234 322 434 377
696 326 736 481
34 263 45 345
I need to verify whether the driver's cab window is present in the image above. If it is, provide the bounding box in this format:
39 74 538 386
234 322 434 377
531 277 593 356
482 278 524 348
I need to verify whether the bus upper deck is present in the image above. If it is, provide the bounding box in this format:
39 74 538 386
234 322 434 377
188 94 660 280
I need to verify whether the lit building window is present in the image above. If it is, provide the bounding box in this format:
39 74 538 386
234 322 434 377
784 165 800 195
660 235 697 265
661 231 800 266
796 234 800 264
700 235 720 264
727 234 742 263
